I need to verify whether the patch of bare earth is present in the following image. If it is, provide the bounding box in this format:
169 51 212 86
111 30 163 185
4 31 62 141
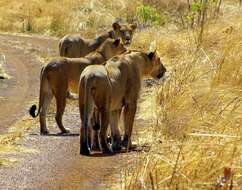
0 33 149 189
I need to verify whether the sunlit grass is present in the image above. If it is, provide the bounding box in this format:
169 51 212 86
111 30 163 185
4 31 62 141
0 67 9 79
0 55 10 79
0 158 18 166
120 4 242 189
0 0 140 37
0 115 39 166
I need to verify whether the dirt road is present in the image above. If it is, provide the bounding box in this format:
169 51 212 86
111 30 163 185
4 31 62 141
0 34 47 132
0 33 141 190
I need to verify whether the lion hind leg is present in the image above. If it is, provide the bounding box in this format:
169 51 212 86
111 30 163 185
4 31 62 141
122 104 137 151
79 77 95 155
91 109 101 151
53 82 70 134
39 82 53 135
91 130 101 151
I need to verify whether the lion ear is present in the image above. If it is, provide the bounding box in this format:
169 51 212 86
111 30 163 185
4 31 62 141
112 22 121 31
147 52 155 60
130 23 137 30
147 51 156 60
149 40 157 52
113 39 120 46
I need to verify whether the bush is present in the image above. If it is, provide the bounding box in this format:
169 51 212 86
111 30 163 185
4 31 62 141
137 4 166 25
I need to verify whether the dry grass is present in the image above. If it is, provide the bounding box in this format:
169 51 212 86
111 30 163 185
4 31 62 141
0 0 141 37
0 55 10 79
0 116 38 166
0 66 7 79
119 2 242 189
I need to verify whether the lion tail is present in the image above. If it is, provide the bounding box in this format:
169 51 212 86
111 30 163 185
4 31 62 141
29 67 48 118
80 76 94 155
83 77 94 136
29 104 38 118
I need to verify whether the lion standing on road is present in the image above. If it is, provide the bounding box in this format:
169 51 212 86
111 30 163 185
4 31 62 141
29 39 126 135
79 50 166 155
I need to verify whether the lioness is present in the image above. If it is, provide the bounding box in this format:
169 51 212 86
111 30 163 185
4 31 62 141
59 22 137 58
29 39 126 135
79 50 166 155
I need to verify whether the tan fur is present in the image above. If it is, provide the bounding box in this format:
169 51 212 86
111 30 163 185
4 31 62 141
59 22 137 58
29 39 126 135
79 50 166 155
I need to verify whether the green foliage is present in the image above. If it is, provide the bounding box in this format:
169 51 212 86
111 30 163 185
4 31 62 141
137 4 165 25
191 2 203 12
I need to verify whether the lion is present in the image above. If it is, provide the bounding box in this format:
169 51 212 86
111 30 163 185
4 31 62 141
29 39 126 135
59 22 137 58
79 49 167 155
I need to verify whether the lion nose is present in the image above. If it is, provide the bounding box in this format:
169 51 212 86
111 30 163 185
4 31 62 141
125 35 131 42
124 40 131 45
126 40 131 44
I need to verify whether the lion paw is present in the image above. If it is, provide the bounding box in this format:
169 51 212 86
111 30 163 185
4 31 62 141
40 129 49 135
91 142 101 151
80 143 91 156
61 128 70 134
112 139 122 152
102 143 113 154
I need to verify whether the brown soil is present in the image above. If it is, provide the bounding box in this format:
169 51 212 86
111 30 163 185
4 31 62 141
0 33 58 132
0 33 140 190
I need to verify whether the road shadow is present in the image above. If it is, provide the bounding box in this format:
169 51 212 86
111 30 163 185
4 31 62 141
89 152 117 157
30 132 79 137
87 144 151 157
118 144 151 153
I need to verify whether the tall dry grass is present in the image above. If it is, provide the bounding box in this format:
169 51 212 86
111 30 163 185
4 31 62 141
120 2 242 189
0 0 141 37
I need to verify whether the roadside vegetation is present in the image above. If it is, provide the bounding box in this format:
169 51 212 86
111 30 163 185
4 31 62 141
0 0 241 189
0 55 10 79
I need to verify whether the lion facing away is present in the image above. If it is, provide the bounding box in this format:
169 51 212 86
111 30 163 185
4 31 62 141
29 39 126 135
79 50 167 155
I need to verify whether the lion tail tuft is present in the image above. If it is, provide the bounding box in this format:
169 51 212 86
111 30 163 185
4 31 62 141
29 105 38 118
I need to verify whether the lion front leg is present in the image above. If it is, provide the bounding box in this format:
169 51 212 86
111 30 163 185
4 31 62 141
39 91 53 135
122 104 137 151
79 103 91 155
54 81 70 134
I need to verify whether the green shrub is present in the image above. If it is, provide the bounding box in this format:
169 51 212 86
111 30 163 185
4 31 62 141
191 2 203 12
137 4 165 26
